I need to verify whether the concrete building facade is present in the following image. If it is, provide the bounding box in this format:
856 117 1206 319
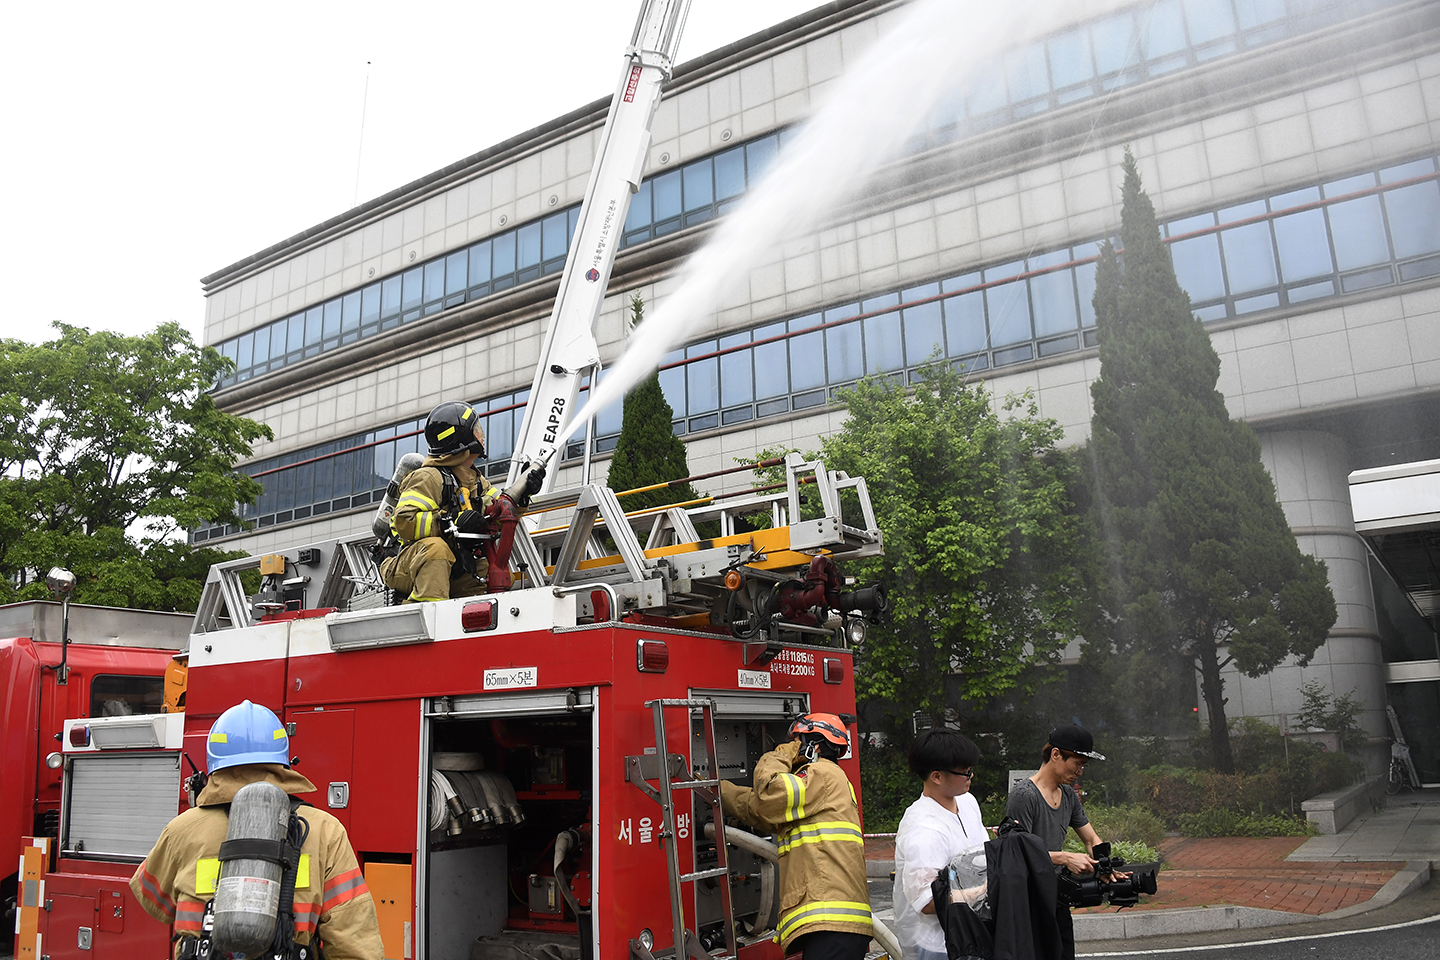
199 0 1440 778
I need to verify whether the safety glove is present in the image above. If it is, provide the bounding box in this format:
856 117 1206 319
455 509 489 534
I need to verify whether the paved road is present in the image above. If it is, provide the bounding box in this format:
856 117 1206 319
1083 911 1440 958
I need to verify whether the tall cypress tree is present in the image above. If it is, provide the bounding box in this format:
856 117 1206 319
605 294 699 513
1087 150 1337 773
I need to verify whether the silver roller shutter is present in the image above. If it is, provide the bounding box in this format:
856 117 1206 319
65 753 181 858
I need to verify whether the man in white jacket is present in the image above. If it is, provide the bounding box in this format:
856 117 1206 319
892 728 986 960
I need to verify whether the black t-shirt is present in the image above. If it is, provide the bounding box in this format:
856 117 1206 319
1004 778 1089 852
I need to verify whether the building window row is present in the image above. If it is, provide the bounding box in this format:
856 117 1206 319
193 154 1440 544
918 0 1407 146
211 0 1395 391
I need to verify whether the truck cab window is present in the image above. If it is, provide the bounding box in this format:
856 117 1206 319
90 674 165 717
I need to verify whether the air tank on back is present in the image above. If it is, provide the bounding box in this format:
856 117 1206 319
372 453 427 539
211 781 290 958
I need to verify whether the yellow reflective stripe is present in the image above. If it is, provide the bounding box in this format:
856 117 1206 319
397 492 439 510
776 821 864 854
415 512 433 540
409 593 446 603
273 729 286 740
780 773 806 822
461 407 473 419
436 426 455 441
777 900 872 939
209 732 227 743
196 858 220 894
297 854 310 889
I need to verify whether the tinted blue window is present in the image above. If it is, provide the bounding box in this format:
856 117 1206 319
252 325 271 365
826 321 863 383
753 321 789 399
653 170 682 222
1030 269 1078 336
864 310 904 374
1007 43 1049 103
492 233 517 277
401 267 423 313
1234 0 1286 29
305 307 324 346
487 407 514 462
1169 234 1227 301
423 260 445 304
1142 0 1187 59
1327 196 1390 270
236 332 253 370
287 313 306 354
1273 209 1333 281
683 160 714 212
789 315 825 391
659 349 687 416
1075 258 1099 326
517 222 542 270
1048 29 1093 88
986 280 1031 346
381 276 402 318
1092 13 1138 75
445 251 468 295
542 212 568 262
323 300 342 341
361 284 380 324
1220 221 1278 293
746 136 778 182
1383 181 1440 260
714 146 746 200
943 285 987 356
902 289 944 365
719 332 753 406
1183 0 1237 45
625 181 653 232
686 340 719 414
967 73 1007 116
342 291 361 335
470 241 493 285
593 378 623 438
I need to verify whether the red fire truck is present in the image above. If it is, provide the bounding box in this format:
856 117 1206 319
1 601 189 934
16 1 894 957
24 451 886 960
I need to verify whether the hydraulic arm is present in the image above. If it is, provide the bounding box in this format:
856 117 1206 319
507 0 692 489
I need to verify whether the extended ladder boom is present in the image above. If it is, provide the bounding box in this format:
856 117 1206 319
508 0 693 486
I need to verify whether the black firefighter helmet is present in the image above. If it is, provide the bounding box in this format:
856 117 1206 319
425 401 486 457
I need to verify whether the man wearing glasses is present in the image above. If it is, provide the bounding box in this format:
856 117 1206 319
892 728 985 960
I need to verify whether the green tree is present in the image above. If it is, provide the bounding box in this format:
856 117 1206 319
819 361 1087 718
1086 150 1337 773
605 295 699 512
0 322 272 611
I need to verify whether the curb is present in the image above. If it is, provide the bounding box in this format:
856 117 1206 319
867 859 1435 940
1071 859 1433 941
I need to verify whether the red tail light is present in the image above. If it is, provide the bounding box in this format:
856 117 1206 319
69 724 91 748
461 599 498 632
637 640 669 673
823 658 845 684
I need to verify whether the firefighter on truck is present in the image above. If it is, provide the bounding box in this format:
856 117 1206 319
379 400 546 603
130 700 383 960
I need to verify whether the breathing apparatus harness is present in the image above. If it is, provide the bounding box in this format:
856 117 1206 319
176 798 319 960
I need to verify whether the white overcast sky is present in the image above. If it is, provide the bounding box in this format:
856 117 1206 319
0 0 821 347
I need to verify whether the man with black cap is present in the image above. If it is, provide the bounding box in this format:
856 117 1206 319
1004 724 1119 960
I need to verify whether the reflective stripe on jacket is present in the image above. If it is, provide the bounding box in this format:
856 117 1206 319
391 452 497 544
720 742 872 950
129 765 383 960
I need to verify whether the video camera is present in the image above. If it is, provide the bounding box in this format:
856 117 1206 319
1056 842 1158 909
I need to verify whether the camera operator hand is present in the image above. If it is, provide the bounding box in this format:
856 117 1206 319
1054 850 1098 874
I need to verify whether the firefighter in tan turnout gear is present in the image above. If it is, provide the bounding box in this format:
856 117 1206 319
130 700 383 960
380 401 545 603
720 713 873 960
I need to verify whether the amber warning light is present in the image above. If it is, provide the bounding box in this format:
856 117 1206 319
637 640 669 673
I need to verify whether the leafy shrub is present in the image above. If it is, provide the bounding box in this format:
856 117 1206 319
1295 681 1366 752
1084 804 1166 849
1175 809 1317 838
859 740 915 833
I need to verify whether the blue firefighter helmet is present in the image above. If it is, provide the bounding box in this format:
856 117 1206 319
206 700 290 772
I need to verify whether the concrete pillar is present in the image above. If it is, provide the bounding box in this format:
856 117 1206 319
1217 429 1387 769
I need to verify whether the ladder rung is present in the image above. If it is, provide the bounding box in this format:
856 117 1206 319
680 866 729 883
671 778 719 789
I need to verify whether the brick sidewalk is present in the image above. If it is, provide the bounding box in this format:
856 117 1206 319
1072 836 1398 916
864 834 1401 917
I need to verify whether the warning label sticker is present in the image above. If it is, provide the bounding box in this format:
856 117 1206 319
484 667 538 691
214 875 279 918
737 669 772 689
